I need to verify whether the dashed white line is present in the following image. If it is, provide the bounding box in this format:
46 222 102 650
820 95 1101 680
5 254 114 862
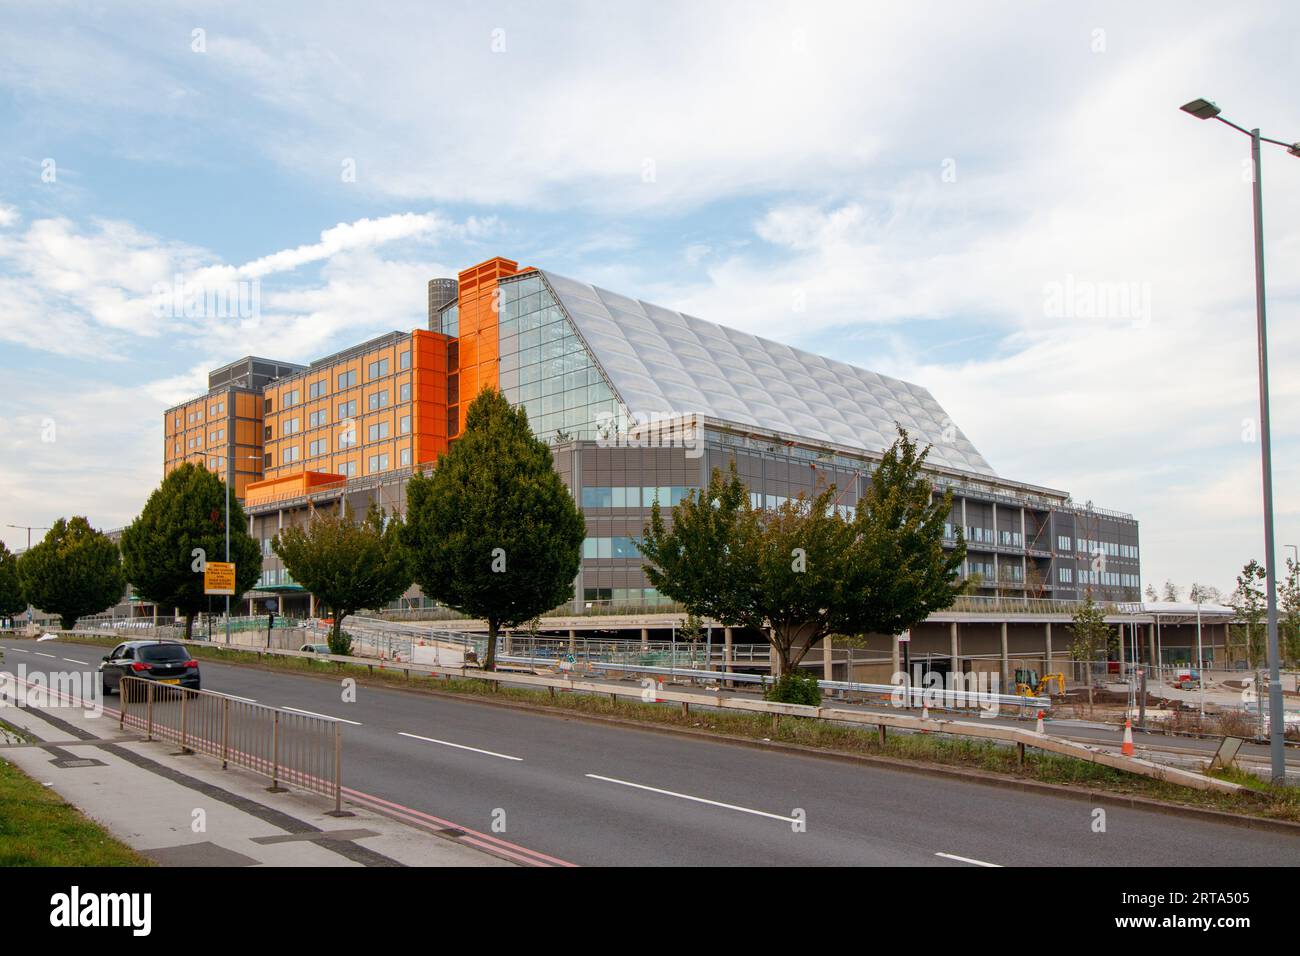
935 852 1002 867
398 732 523 761
281 706 362 725
585 773 797 822
62 657 89 664
7 647 27 653
33 652 56 659
220 693 257 704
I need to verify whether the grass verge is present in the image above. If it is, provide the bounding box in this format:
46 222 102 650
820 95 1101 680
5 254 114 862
46 635 1300 826
0 718 153 866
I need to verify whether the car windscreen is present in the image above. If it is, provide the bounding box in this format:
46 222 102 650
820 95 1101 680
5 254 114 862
137 644 191 663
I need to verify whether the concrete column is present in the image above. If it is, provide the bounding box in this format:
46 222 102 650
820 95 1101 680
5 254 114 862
823 633 834 684
568 628 576 654
1148 623 1157 667
949 622 959 672
1000 622 1009 687
769 627 780 678
723 626 734 688
891 634 901 678
1045 621 1053 671
640 627 649 651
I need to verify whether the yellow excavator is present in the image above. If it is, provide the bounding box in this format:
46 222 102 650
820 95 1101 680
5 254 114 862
1014 668 1066 698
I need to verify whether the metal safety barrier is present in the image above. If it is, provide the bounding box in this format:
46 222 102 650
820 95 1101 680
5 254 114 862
117 676 342 812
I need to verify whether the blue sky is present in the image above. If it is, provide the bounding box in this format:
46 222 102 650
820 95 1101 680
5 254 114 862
1 0 1298 595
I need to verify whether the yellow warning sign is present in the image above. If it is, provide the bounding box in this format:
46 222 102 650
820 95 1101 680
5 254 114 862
204 561 236 596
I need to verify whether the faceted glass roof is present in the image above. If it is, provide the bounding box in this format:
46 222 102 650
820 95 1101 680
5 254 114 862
538 270 996 476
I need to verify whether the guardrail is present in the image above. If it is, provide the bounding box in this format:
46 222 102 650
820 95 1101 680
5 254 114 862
61 636 1240 795
116 676 343 812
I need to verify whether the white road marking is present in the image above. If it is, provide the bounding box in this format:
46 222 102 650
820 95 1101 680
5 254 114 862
7 647 27 652
282 706 362 725
63 657 89 664
935 852 1002 867
220 694 257 704
399 732 523 761
33 652 56 659
585 773 797 822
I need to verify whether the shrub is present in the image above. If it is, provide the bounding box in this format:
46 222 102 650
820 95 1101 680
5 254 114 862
765 670 823 706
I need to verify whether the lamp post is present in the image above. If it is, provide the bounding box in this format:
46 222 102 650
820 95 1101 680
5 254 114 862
1181 97 1299 784
224 452 261 645
6 524 50 629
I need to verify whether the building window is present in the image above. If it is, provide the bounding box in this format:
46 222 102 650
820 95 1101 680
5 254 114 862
368 390 389 411
399 448 411 466
308 438 328 457
367 453 389 474
367 421 390 442
399 350 411 370
337 399 357 420
282 417 300 436
337 370 358 389
399 382 411 402
264 397 273 413
399 415 410 435
283 389 300 408
338 428 357 449
308 409 328 428
263 452 273 468
283 446 300 464
308 380 327 399
339 461 357 478
367 358 390 380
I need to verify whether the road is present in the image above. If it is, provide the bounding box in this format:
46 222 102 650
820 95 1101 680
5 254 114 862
3 637 1298 867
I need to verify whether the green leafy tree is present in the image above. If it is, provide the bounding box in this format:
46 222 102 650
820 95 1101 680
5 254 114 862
0 543 26 622
838 428 967 640
273 504 410 655
403 389 586 671
1069 591 1110 707
1228 560 1267 666
1279 558 1300 666
17 518 125 630
643 427 965 677
120 463 262 639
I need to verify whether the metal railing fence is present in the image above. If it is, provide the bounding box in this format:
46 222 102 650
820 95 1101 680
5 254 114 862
117 676 341 812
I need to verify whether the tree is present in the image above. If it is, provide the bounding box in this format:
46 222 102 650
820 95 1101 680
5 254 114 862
274 504 410 655
837 427 967 644
0 543 26 622
1069 591 1110 707
17 518 125 630
1160 579 1182 602
1189 582 1223 604
1227 560 1267 667
1279 558 1300 666
1144 583 1158 602
120 463 262 639
403 389 586 671
642 427 965 676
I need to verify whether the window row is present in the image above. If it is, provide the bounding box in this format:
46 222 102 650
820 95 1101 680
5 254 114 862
580 486 696 509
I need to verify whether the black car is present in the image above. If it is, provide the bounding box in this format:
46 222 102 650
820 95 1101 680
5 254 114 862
100 641 201 694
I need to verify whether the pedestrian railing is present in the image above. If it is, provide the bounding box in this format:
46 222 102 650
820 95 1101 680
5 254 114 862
116 676 342 812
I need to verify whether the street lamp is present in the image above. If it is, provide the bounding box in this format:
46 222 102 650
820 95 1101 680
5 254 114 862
224 452 262 645
1181 97 1299 784
6 523 50 629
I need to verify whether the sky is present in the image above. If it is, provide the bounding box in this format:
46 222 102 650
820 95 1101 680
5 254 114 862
1 0 1297 596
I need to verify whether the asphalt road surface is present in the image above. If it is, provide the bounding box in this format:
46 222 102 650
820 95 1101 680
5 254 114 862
4 637 1298 867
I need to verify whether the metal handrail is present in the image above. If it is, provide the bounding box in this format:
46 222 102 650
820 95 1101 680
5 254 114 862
117 676 342 812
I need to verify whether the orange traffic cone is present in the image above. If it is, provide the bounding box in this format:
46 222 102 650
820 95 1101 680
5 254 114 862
1121 718 1135 756
1035 710 1045 735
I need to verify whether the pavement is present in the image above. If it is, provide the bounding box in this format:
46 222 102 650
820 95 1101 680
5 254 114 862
0 649 512 867
4 636 1300 867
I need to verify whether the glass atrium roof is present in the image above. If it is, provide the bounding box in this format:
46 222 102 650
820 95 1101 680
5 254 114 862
538 270 997 476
